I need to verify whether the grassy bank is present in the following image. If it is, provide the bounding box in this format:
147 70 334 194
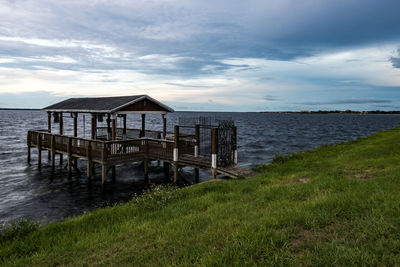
1 128 400 266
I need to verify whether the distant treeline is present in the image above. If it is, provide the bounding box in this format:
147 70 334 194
263 110 400 114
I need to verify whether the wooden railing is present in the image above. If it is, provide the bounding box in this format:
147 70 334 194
96 127 163 140
27 124 237 181
27 130 179 164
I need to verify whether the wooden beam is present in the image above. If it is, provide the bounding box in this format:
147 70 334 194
211 127 218 179
194 124 200 182
51 135 55 173
37 133 42 169
101 164 106 188
59 112 63 135
47 112 52 161
91 113 96 140
59 112 64 166
141 113 146 137
86 141 92 180
123 114 127 139
101 142 107 163
144 139 149 184
194 168 199 183
163 162 169 181
73 113 78 169
144 159 149 184
67 137 72 179
233 126 238 164
173 125 179 184
73 113 78 137
112 166 116 182
111 114 116 140
107 114 111 140
47 112 51 133
162 114 167 139
27 131 31 163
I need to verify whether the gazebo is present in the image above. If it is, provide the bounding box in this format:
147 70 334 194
43 94 174 141
27 95 246 188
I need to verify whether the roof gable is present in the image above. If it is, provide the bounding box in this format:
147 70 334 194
43 95 174 113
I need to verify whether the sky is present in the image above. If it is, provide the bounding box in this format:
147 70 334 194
0 0 400 111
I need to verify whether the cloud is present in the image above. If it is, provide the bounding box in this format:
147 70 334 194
0 0 400 111
390 49 400 68
164 82 212 88
264 95 280 101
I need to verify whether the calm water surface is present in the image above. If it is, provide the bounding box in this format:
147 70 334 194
1 110 400 225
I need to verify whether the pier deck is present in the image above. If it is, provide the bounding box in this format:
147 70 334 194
27 95 254 187
27 129 254 186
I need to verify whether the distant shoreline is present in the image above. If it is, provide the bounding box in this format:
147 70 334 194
260 110 400 114
0 108 41 111
0 108 399 114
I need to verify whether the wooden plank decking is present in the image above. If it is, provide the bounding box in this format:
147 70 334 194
27 130 255 185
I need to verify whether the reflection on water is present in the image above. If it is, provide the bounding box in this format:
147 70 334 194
1 110 400 225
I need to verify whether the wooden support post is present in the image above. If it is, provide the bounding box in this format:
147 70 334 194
211 128 218 179
163 162 170 180
59 112 63 135
48 112 52 133
86 141 92 180
67 137 72 179
195 124 200 156
144 139 149 184
91 113 96 140
59 112 63 166
101 142 107 163
101 164 106 188
144 159 149 184
141 114 146 137
194 168 199 183
73 113 78 169
112 166 116 182
233 126 238 164
73 113 78 137
101 141 107 187
194 124 200 181
107 114 111 140
173 125 179 184
162 114 167 139
59 153 63 166
51 135 55 173
37 133 42 169
123 114 127 139
47 112 51 160
27 131 31 163
111 114 116 141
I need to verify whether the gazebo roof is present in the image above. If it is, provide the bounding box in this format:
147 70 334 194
43 95 174 114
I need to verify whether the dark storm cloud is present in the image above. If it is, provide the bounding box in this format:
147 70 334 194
2 0 400 74
0 0 400 111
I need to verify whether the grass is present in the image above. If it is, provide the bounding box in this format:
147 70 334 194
1 127 400 266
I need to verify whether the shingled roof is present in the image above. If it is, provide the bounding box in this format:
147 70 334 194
43 95 174 114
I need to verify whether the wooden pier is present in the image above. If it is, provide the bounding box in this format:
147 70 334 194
27 95 255 187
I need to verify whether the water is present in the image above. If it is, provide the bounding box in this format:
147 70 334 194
1 110 400 225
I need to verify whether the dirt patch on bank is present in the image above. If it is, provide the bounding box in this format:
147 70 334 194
278 177 311 185
289 229 315 252
346 170 374 180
